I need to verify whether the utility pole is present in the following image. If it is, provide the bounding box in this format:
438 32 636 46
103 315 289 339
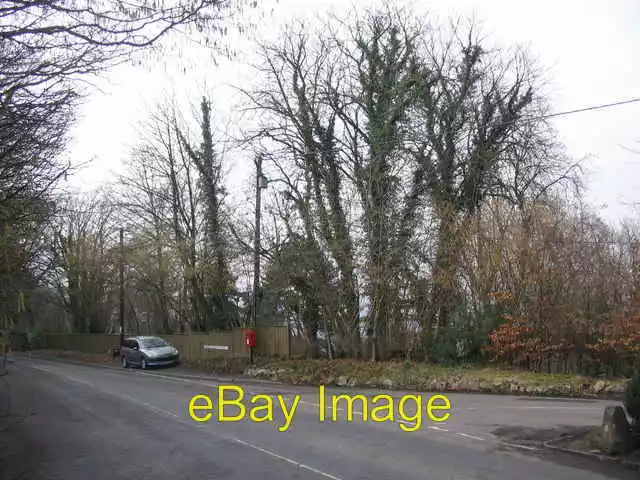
251 154 267 364
119 227 125 347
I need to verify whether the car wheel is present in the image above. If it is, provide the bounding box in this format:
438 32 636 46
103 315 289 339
121 356 128 368
140 358 147 370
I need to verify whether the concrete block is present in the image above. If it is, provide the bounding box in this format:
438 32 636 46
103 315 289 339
602 405 632 455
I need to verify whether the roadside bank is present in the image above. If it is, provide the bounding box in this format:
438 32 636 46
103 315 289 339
19 349 631 400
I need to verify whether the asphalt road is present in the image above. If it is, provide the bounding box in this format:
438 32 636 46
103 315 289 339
0 357 635 480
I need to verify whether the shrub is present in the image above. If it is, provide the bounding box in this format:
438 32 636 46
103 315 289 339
430 304 503 366
624 373 640 426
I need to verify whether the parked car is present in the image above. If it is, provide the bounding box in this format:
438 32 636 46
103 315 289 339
120 336 180 369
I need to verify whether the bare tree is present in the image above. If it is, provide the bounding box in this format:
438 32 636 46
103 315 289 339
177 97 236 329
0 0 247 211
0 0 256 331
50 193 118 333
241 5 581 362
407 22 570 346
0 0 244 83
118 95 236 333
326 5 424 360
118 99 201 332
118 131 177 334
242 22 361 356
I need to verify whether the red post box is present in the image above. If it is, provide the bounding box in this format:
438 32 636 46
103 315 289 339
243 329 256 365
243 329 257 349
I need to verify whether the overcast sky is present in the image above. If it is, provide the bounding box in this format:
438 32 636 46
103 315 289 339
64 0 640 226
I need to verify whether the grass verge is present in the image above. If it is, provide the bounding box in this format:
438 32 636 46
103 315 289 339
243 359 630 398
19 350 631 398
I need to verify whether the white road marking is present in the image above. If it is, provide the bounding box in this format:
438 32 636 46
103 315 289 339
455 432 484 441
128 370 222 388
27 360 488 446
299 399 485 441
24 363 345 480
399 420 417 427
29 364 49 371
115 395 344 480
500 442 538 451
30 364 96 388
428 425 449 432
232 437 344 480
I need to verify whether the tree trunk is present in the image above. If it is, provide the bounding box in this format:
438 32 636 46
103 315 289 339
429 209 466 344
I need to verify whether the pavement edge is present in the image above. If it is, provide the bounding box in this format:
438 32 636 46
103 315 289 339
541 435 640 471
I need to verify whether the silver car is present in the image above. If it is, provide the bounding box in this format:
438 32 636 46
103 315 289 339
120 336 180 369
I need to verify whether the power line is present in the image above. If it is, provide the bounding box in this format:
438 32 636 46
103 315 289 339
448 96 640 132
521 97 640 124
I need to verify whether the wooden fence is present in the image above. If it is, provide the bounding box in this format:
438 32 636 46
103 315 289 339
18 326 292 361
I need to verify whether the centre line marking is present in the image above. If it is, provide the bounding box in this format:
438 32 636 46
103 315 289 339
27 361 486 447
25 363 344 480
427 425 449 432
456 432 484 441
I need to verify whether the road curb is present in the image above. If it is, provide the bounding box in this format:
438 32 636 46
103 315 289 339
11 352 628 402
11 352 284 387
542 436 640 470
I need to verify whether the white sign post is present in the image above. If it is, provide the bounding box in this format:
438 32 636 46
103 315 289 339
203 345 230 351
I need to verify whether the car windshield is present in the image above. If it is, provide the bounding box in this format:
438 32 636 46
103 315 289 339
141 337 168 348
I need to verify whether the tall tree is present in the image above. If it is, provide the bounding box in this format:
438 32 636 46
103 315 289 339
243 23 361 355
119 99 205 333
409 24 559 345
51 193 117 333
328 6 423 360
0 0 255 330
177 97 236 330
119 96 236 332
